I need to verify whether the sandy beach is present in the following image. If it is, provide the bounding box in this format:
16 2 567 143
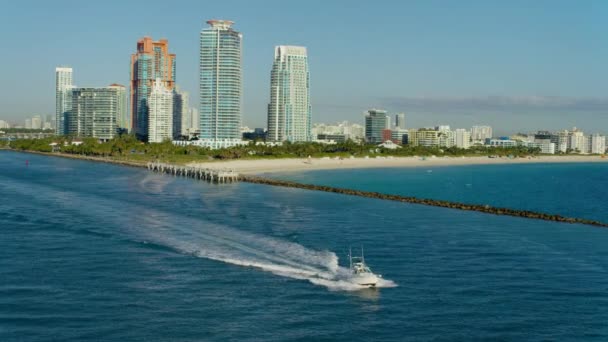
187 155 608 174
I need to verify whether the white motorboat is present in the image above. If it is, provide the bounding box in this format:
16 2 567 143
349 247 381 288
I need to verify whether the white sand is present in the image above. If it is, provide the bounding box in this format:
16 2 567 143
187 155 608 174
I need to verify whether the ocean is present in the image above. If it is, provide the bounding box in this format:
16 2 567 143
2 151 608 341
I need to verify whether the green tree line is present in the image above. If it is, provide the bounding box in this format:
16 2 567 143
5 134 542 164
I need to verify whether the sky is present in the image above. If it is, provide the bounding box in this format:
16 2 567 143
0 0 606 135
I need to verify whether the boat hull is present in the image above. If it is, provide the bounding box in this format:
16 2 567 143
352 273 379 287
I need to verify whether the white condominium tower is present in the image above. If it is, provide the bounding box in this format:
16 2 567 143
55 67 73 135
148 79 173 143
267 45 311 142
199 20 242 140
471 125 493 141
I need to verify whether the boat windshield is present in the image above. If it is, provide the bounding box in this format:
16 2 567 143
352 262 372 274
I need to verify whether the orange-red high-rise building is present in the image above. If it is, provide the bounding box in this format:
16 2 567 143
130 37 176 140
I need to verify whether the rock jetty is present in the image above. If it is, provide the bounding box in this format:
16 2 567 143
240 175 608 228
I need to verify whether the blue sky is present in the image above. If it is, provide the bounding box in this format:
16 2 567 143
1 0 606 134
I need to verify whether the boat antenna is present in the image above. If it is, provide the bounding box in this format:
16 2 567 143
361 245 365 264
349 246 352 269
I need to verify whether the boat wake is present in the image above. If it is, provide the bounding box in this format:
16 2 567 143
2 177 396 292
137 213 397 292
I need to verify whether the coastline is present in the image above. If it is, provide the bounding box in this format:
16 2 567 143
4 149 607 174
188 155 608 174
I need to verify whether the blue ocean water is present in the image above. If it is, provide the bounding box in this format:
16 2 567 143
2 151 608 341
275 162 608 222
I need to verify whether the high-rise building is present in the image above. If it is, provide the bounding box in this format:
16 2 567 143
68 86 124 140
189 108 199 137
395 113 405 130
108 84 128 131
25 119 32 129
148 79 173 143
364 109 390 143
199 20 242 140
267 45 311 142
31 115 42 130
55 67 73 135
173 86 189 139
589 134 606 154
552 130 570 153
130 37 176 140
471 125 492 142
569 129 587 153
454 129 471 149
0 120 10 129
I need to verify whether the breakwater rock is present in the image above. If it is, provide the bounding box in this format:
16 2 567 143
240 175 608 228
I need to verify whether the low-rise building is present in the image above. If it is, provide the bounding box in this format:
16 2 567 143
408 128 440 147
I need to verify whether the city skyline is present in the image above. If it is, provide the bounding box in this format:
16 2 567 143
1 1 607 135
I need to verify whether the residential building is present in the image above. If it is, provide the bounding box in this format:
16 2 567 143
31 115 42 130
569 129 587 153
552 130 570 153
436 126 455 148
46 114 54 129
200 20 242 141
25 119 32 129
189 108 199 137
471 125 492 142
267 46 311 142
173 86 189 139
391 129 408 145
364 109 390 143
0 120 10 129
55 67 73 135
68 86 124 140
487 139 518 147
148 79 173 143
589 134 606 154
108 84 128 131
312 121 365 141
408 128 440 147
454 129 471 149
524 141 555 154
316 134 346 143
381 129 392 142
130 37 176 140
395 113 405 130
173 139 249 149
243 128 267 141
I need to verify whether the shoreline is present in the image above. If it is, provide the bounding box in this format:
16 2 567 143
188 155 608 174
3 149 607 174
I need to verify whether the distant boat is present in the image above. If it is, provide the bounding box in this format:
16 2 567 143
348 247 381 288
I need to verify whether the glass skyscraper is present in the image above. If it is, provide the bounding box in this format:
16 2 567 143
130 37 175 140
267 46 311 142
365 109 390 143
199 20 242 140
55 67 73 135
